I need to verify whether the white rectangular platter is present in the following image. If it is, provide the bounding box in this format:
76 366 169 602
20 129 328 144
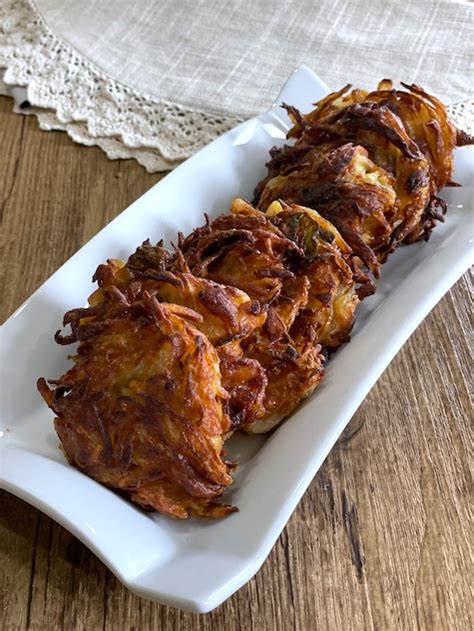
0 65 473 612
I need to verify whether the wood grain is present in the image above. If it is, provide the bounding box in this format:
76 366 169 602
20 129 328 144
0 96 472 631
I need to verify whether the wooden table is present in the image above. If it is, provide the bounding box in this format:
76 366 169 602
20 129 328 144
0 96 471 631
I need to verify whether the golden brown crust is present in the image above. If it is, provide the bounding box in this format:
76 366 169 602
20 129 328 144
179 203 302 304
259 81 469 251
241 311 324 433
256 143 398 273
257 106 431 254
178 198 366 432
39 298 234 519
266 202 360 350
64 254 269 431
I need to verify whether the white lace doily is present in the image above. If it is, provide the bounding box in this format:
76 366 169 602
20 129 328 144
0 0 242 171
1 0 472 172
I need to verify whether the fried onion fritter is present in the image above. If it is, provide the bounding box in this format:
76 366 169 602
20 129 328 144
256 143 398 273
182 197 365 326
67 252 268 432
178 198 363 433
260 81 472 252
258 104 431 254
178 200 325 431
38 298 235 519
